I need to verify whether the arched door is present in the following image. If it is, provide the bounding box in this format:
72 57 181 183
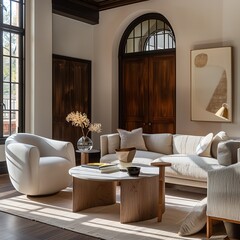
119 13 176 133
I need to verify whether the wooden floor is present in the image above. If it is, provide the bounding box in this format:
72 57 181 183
0 174 101 240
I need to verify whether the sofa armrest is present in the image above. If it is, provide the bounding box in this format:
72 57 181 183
100 134 109 157
207 162 240 221
100 133 120 157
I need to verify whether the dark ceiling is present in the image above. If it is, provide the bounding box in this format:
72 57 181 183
52 0 149 25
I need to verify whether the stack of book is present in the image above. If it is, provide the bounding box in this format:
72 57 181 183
99 164 119 173
82 163 119 173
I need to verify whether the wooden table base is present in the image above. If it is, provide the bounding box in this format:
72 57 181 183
72 176 159 223
120 176 158 223
72 178 116 212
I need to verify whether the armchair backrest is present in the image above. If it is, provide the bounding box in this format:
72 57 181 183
6 133 75 160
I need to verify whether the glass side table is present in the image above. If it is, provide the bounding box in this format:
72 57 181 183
76 149 100 165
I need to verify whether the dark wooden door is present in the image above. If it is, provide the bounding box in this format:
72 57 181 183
148 53 176 133
52 55 91 149
120 57 149 131
119 52 176 133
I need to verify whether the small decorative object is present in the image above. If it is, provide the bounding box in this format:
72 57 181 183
66 111 102 151
115 147 136 169
77 136 93 151
127 166 141 177
215 103 229 120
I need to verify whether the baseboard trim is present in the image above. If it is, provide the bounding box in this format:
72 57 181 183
0 161 8 174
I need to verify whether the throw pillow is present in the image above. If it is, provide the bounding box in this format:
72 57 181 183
217 140 240 166
117 128 147 151
211 131 229 159
196 133 213 157
178 197 207 236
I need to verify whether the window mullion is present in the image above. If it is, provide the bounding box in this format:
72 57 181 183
0 29 3 138
0 0 25 143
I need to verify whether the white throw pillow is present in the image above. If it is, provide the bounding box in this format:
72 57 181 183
211 131 229 159
196 133 213 157
178 197 207 236
117 128 147 151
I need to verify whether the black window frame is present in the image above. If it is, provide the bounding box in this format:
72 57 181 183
0 0 25 144
119 13 176 56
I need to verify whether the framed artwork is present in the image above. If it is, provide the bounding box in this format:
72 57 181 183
191 46 232 122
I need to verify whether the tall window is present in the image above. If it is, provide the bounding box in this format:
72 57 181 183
0 0 25 143
122 13 175 54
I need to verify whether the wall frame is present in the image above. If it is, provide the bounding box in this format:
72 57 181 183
191 46 232 122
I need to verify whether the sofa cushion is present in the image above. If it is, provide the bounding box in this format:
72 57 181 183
100 150 163 164
211 131 229 159
196 133 213 157
143 133 173 154
153 154 223 181
173 135 203 155
217 140 240 166
117 128 147 150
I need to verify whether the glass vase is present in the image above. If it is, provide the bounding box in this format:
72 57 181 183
77 136 93 151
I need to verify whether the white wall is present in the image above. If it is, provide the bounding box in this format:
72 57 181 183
92 0 240 141
52 14 94 60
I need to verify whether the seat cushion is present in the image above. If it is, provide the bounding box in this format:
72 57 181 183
153 154 223 181
173 135 203 155
100 150 164 165
143 133 173 154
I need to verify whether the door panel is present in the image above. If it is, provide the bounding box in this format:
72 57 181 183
149 54 176 133
120 57 149 131
119 52 176 134
52 55 91 149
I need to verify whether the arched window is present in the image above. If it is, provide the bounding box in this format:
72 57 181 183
120 13 175 55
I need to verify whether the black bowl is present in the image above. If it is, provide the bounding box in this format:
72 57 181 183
127 167 141 177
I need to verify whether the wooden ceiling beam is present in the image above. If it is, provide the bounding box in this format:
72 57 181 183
52 0 149 24
97 0 149 11
52 0 99 25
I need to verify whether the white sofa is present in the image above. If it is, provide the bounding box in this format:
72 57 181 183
100 131 234 188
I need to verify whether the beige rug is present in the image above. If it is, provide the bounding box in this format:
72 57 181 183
0 187 222 240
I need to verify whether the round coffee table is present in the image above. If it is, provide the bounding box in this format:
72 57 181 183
69 166 159 223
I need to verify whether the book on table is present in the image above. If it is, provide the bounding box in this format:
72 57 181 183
81 163 119 173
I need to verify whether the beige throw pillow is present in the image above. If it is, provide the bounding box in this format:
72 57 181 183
217 140 240 166
117 128 147 151
211 131 229 159
178 197 207 236
196 133 213 157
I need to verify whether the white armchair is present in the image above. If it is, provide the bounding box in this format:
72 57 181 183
5 133 76 196
207 161 240 238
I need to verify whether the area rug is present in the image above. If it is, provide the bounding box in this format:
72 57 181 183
0 187 219 240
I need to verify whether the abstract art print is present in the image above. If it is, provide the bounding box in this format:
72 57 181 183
191 46 232 122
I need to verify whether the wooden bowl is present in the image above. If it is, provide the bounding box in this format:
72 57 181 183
115 147 136 163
